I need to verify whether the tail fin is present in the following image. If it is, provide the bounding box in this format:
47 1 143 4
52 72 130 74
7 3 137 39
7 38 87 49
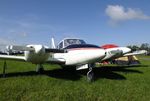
51 37 56 49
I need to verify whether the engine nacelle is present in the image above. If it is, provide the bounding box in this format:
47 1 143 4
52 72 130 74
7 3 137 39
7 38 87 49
24 45 49 64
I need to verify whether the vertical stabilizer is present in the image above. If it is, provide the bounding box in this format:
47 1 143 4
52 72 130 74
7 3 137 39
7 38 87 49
51 37 56 49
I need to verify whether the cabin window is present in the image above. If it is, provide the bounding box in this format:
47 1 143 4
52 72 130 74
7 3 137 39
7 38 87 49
58 42 63 49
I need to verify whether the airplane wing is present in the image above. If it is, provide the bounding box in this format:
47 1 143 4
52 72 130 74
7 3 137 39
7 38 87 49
0 55 26 61
124 50 147 56
0 45 67 62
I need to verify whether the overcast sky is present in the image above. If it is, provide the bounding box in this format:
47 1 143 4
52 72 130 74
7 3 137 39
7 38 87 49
0 0 150 48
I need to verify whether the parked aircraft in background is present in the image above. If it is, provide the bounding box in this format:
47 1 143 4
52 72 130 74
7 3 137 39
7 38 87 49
100 44 147 65
0 46 24 55
101 44 131 61
6 45 24 55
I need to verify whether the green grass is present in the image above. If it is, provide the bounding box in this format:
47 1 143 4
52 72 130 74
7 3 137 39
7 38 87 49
0 56 150 101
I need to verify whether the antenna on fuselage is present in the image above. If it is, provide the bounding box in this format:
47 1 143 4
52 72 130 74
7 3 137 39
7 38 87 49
51 37 56 49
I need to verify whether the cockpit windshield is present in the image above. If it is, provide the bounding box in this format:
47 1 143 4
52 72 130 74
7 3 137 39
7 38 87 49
57 38 86 49
64 39 86 47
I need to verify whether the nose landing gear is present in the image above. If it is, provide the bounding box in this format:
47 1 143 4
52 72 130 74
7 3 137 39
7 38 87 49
87 64 94 82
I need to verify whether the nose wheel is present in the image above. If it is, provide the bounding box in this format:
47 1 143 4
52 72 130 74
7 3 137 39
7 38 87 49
36 64 44 74
87 64 94 82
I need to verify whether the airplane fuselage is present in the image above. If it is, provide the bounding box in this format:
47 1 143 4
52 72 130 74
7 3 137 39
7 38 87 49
23 44 106 66
54 48 106 65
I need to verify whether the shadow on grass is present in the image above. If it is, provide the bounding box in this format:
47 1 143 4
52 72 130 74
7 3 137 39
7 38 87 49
0 71 38 78
94 66 144 80
0 67 82 81
45 68 81 81
0 65 145 81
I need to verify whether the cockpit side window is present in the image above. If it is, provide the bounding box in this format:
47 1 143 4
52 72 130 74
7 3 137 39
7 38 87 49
58 42 63 49
79 40 86 44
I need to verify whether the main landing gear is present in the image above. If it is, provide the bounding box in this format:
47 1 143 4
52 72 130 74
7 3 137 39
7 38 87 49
2 61 7 78
87 64 94 82
36 64 44 74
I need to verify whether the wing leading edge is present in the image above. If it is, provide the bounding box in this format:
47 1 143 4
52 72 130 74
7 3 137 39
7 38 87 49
0 55 26 61
124 50 147 56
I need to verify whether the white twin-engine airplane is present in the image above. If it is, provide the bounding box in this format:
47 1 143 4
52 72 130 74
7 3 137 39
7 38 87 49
0 38 133 81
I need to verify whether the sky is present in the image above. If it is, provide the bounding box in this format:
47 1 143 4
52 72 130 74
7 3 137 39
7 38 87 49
0 0 150 48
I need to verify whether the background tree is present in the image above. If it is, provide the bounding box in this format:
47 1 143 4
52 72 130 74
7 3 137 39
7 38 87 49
127 45 140 52
140 43 149 50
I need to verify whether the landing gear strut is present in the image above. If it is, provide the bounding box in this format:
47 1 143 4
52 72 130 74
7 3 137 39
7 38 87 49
87 64 94 82
36 64 44 74
2 61 7 78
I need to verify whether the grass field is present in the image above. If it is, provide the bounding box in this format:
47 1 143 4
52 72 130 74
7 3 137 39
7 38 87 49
0 56 150 101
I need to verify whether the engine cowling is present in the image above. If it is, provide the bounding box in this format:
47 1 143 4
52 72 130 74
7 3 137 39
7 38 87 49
24 45 49 64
